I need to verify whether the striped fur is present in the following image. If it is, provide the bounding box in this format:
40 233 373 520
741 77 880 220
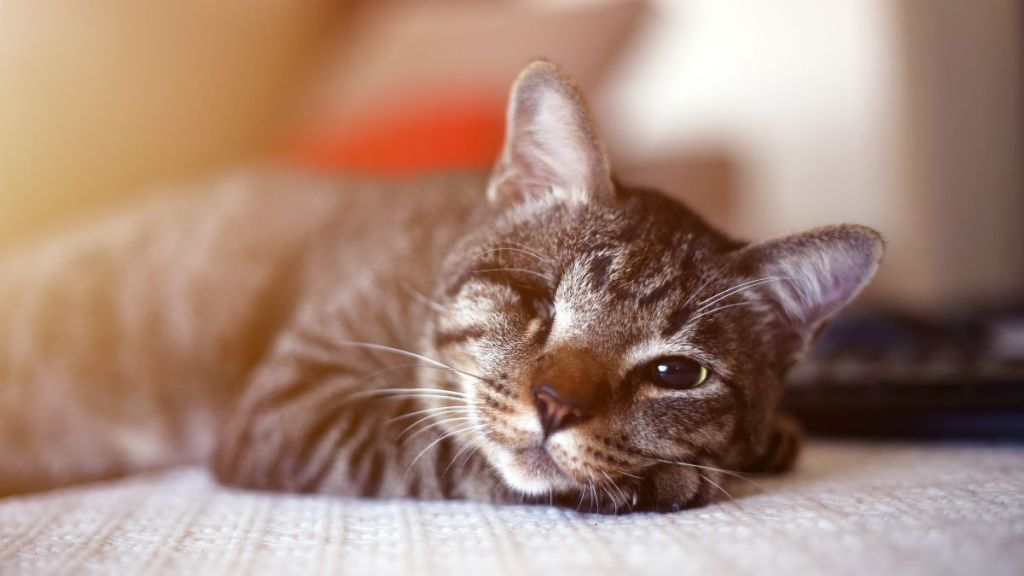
0 62 882 511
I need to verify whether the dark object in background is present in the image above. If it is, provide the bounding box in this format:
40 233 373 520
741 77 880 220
783 306 1024 440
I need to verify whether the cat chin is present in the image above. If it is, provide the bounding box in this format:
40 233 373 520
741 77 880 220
487 444 577 496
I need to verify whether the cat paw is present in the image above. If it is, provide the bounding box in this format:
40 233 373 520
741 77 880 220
751 415 802 474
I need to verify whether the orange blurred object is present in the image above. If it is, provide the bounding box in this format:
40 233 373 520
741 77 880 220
276 93 506 173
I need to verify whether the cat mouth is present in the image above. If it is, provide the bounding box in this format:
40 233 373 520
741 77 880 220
487 431 578 494
510 444 573 487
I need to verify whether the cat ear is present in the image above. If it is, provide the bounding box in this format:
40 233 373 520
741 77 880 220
738 225 884 356
487 61 613 207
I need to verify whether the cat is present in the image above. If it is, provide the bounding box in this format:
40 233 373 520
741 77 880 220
0 61 882 512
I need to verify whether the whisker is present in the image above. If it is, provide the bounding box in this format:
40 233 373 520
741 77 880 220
357 394 470 407
394 409 473 439
644 456 768 493
697 275 779 307
689 301 762 323
280 341 479 400
388 405 473 423
599 469 621 503
454 443 483 479
695 276 789 312
699 472 741 509
599 470 628 511
346 362 475 397
400 416 477 443
599 482 616 512
474 267 553 284
351 388 470 404
399 280 446 313
444 437 483 477
604 465 643 480
407 423 485 471
501 241 556 266
363 386 469 398
681 262 731 311
470 246 554 267
331 340 493 385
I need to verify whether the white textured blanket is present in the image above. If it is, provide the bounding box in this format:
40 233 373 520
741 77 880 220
1 441 1022 576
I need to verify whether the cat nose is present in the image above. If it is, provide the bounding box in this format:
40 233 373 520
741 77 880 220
533 383 593 437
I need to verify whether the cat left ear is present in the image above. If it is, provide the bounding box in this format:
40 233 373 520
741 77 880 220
738 225 884 358
487 61 614 208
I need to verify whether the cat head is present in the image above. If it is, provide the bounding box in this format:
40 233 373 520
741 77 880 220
425 61 883 512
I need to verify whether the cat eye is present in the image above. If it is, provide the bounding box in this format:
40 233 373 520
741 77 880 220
530 295 554 321
647 357 709 390
514 287 553 321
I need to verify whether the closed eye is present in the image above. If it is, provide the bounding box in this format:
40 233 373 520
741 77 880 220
503 281 555 346
474 266 555 286
467 265 556 320
524 288 554 319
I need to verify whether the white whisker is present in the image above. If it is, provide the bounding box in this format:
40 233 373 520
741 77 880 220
393 407 473 438
400 280 446 313
689 301 762 323
604 463 643 480
501 241 556 266
697 275 777 307
332 340 492 385
695 276 789 313
576 485 588 511
699 472 740 509
474 267 554 284
454 443 483 479
407 423 485 471
401 415 477 443
470 246 554 267
356 394 471 406
444 436 483 477
681 262 731 311
599 470 628 511
363 386 468 398
645 456 767 492
346 362 474 395
388 405 473 423
351 387 469 404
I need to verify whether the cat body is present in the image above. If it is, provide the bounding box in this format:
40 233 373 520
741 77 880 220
0 172 488 497
0 63 881 512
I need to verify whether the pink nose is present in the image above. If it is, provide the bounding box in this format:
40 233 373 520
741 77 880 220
532 383 592 437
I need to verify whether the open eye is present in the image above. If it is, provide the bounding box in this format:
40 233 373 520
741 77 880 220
647 357 709 390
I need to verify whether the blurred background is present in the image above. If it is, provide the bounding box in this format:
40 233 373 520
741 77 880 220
1 0 1021 316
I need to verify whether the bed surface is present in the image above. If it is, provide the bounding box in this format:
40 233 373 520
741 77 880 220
1 441 1022 575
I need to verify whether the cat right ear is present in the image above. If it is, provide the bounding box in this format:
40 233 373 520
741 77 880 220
487 61 614 208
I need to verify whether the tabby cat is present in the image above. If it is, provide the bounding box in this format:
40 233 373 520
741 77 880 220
0 62 882 512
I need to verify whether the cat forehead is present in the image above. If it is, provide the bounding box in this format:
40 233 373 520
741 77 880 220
554 248 711 327
490 188 730 259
